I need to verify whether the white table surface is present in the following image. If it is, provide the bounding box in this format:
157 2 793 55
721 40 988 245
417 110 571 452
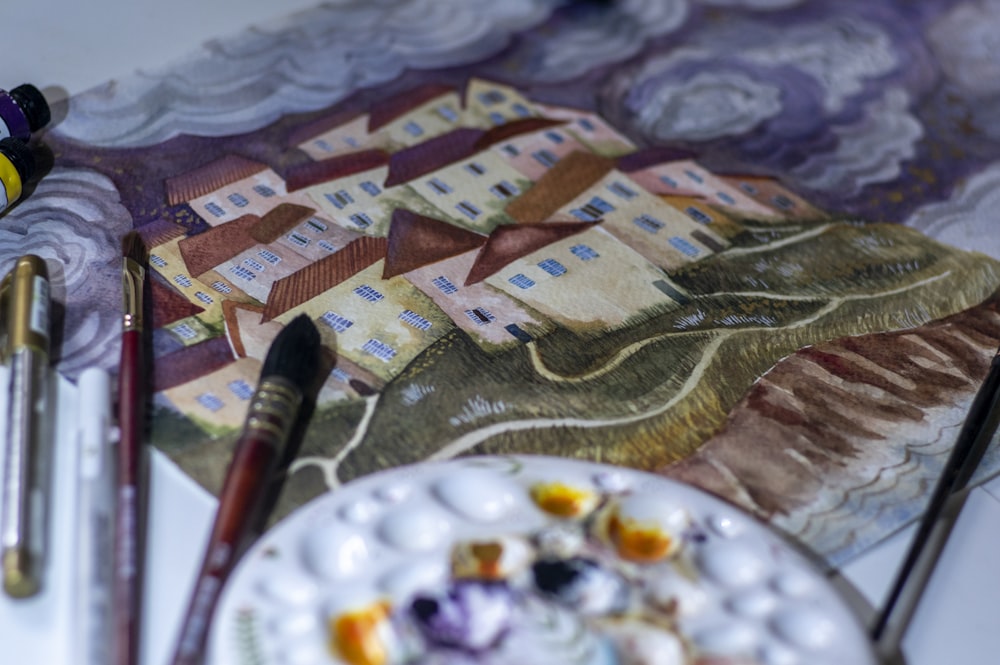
4 2 1000 663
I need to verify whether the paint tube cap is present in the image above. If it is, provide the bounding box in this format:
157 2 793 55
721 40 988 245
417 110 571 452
0 137 35 183
9 84 50 133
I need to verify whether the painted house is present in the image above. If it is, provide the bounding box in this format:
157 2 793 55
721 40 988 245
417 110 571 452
466 222 684 332
717 174 826 220
534 101 637 158
163 355 264 431
486 117 589 182
464 78 539 127
617 148 779 221
384 209 551 348
383 127 533 235
165 155 288 226
506 151 730 273
262 236 453 383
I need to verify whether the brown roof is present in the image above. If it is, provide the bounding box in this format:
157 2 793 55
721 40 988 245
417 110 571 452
138 218 186 249
368 83 456 132
616 146 697 173
251 203 316 244
286 108 366 147
474 117 565 150
465 221 593 285
262 236 388 322
505 151 615 223
150 277 206 328
154 335 235 392
165 155 270 206
384 128 486 187
285 150 390 192
178 213 261 278
382 209 486 279
221 299 265 358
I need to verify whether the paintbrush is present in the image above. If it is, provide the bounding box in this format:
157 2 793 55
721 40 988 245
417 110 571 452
169 314 322 665
870 342 1000 659
113 231 149 665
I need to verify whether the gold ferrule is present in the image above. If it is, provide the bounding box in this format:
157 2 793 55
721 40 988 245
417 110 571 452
0 269 12 362
6 255 49 356
243 378 303 445
121 257 145 332
2 548 38 598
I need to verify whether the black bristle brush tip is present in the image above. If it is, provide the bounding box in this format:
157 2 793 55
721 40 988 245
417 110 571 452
261 314 322 389
122 230 148 264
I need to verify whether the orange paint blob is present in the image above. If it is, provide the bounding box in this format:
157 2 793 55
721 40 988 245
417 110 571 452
329 602 391 665
608 513 673 563
530 482 596 518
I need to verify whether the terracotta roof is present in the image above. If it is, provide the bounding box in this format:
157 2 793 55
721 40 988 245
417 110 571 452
262 236 388 322
154 335 235 392
285 150 390 192
178 213 261 278
465 221 593 285
251 203 315 244
164 155 270 206
505 151 615 223
616 147 697 173
382 209 486 279
368 83 456 132
286 108 366 148
138 218 186 249
150 277 206 329
384 128 486 187
474 117 565 150
221 299 265 358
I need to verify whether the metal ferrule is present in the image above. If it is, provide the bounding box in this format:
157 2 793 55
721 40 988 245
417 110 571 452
6 255 49 356
243 378 303 447
121 257 145 332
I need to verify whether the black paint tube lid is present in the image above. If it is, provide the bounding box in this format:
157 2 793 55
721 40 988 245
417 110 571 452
9 84 51 132
0 137 35 182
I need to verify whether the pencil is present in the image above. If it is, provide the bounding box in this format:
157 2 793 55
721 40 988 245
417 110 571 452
169 314 322 665
870 342 1000 656
113 232 148 665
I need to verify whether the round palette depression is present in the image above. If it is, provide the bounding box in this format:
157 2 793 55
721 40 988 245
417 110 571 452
207 456 877 665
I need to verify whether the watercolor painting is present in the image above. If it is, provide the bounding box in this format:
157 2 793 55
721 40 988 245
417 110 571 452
4 0 1000 566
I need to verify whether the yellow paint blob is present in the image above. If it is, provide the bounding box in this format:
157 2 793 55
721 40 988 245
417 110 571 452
530 482 598 518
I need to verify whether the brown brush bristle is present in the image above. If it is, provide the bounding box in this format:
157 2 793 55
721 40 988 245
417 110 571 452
121 230 148 265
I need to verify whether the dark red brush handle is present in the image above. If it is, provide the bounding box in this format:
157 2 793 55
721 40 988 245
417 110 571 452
114 328 145 665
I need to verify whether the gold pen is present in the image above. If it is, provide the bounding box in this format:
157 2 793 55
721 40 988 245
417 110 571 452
1 255 51 597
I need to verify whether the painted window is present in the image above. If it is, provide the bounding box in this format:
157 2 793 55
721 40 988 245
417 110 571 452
173 324 198 340
508 273 536 289
464 162 486 176
399 309 432 331
670 236 701 257
404 121 424 137
229 265 256 281
489 180 520 199
258 249 281 265
244 258 266 272
717 191 736 205
305 218 328 233
354 284 384 302
150 254 167 268
489 111 505 125
196 393 224 412
313 138 334 152
432 276 458 294
320 311 354 333
633 214 664 233
427 177 453 195
173 274 193 288
349 212 373 229
253 184 276 198
228 193 250 208
344 136 360 148
659 174 679 188
607 180 637 199
464 307 496 326
502 144 520 157
211 281 232 294
478 90 506 105
772 194 795 210
287 232 310 247
685 206 713 225
577 118 596 131
545 131 564 144
325 190 354 209
538 258 567 276
512 103 531 118
456 200 481 220
194 291 213 305
684 169 704 184
362 338 397 362
532 149 558 168
571 244 599 261
437 105 459 122
739 182 758 195
205 202 225 218
570 196 614 222
331 367 351 382
228 379 255 400
360 180 381 197
318 240 337 253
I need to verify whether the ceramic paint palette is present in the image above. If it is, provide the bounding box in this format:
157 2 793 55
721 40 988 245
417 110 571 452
207 456 877 665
